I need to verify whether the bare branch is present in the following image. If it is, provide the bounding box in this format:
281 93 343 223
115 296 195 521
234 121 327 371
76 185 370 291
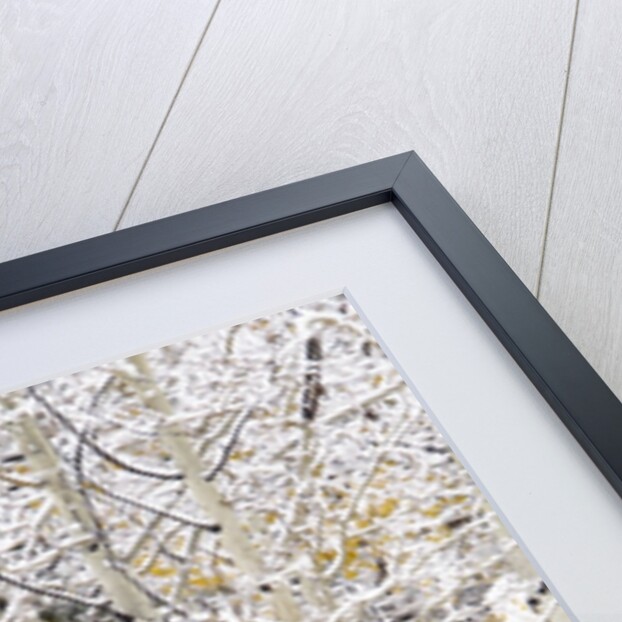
0 570 129 620
29 387 183 481
204 410 254 483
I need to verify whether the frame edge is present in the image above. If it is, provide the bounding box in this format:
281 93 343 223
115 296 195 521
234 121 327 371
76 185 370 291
0 152 411 312
392 151 622 499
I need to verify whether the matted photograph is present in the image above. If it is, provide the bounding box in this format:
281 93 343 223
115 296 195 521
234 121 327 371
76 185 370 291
0 294 567 622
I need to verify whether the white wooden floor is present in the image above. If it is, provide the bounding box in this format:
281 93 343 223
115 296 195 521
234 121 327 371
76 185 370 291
2 1 620 400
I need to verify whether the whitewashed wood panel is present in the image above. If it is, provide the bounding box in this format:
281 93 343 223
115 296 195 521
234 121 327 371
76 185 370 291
0 0 218 261
539 1 622 399
120 0 575 290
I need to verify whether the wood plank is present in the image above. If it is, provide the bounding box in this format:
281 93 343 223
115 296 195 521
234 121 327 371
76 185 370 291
119 0 576 290
0 0 218 261
539 0 622 400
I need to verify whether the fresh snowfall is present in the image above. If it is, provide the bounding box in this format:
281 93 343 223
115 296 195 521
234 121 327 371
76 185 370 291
0 295 568 622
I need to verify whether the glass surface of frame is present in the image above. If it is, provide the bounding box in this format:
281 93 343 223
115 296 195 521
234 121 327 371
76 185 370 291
1 205 620 621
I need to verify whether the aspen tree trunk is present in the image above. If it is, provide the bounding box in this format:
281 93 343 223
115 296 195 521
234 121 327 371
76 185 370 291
129 354 301 622
160 426 301 621
13 414 159 620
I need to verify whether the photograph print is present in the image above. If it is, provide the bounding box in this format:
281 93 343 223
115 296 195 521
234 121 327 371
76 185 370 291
0 294 568 622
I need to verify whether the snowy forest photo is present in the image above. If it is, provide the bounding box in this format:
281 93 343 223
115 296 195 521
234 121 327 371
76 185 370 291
0 295 567 622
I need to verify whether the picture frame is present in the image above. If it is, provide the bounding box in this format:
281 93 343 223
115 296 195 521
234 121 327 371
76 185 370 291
2 151 621 498
1 151 620 620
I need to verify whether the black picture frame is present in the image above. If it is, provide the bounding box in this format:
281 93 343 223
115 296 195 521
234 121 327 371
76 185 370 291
1 150 621 502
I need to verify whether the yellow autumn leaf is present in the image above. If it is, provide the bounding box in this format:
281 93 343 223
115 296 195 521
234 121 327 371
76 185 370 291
148 565 176 578
131 554 148 568
370 497 399 518
421 502 444 518
264 511 279 525
188 574 225 590
425 525 451 542
229 449 254 461
315 549 337 565
449 494 469 504
311 463 324 477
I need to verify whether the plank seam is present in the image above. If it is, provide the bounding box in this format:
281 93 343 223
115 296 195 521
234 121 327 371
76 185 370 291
534 0 581 298
113 0 225 232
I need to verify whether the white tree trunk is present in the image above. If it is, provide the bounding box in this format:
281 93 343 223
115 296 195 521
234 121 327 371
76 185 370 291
129 354 301 621
13 414 159 621
160 424 301 622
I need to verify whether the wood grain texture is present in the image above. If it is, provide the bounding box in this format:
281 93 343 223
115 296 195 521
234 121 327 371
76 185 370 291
119 0 576 290
0 0 218 262
539 0 622 400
